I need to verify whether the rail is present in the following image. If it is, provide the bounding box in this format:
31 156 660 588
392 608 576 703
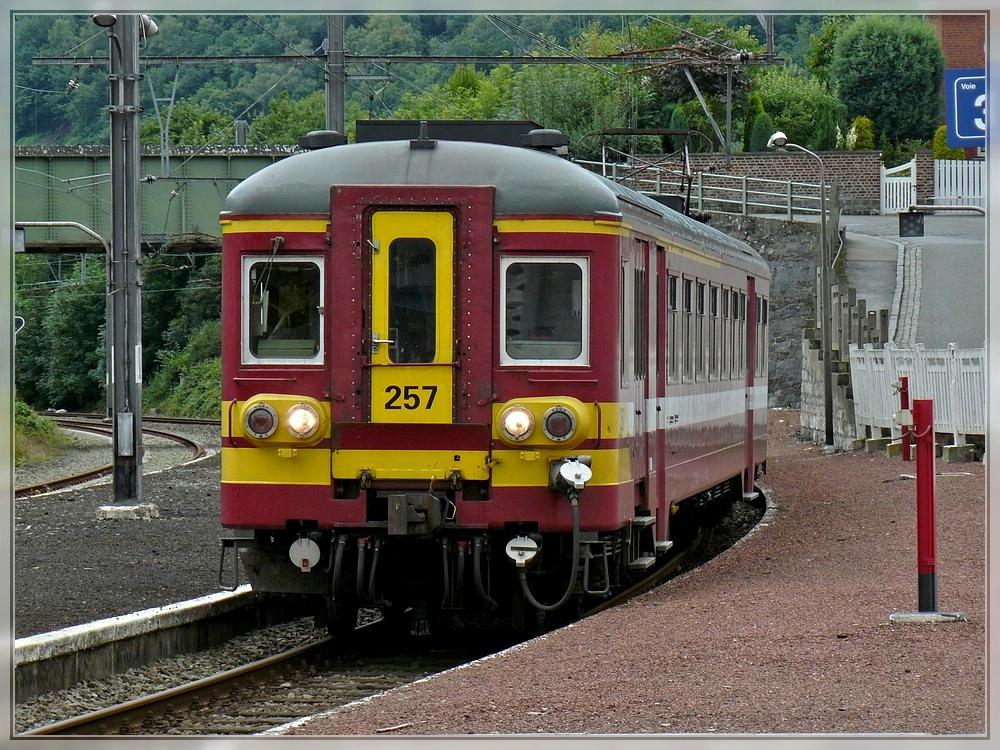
574 158 823 219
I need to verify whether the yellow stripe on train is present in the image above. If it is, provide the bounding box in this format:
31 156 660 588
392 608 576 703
494 218 623 235
332 449 492 482
221 446 332 485
489 447 632 488
220 218 329 233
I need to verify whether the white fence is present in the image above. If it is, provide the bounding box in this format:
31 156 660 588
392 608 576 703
934 159 985 210
880 159 916 214
849 342 986 443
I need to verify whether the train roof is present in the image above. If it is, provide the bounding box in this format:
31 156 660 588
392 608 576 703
222 138 769 276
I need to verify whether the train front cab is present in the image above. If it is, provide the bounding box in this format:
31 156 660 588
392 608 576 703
220 161 768 634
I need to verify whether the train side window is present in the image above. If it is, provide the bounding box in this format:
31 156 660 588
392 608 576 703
709 285 719 380
682 278 693 382
720 287 730 379
501 256 589 365
244 257 323 364
756 296 769 377
739 291 747 377
731 289 740 378
696 281 706 380
667 275 678 384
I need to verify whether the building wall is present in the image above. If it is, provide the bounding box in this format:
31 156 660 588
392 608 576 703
928 14 986 68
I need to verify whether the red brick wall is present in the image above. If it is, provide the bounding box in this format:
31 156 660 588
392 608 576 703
928 14 986 68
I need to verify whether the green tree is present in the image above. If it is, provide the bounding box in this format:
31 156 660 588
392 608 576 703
751 64 840 149
747 111 775 152
388 64 515 121
829 16 944 145
140 100 239 146
639 18 764 152
742 93 764 152
38 260 106 410
812 101 838 151
668 105 690 153
806 16 855 87
249 91 326 144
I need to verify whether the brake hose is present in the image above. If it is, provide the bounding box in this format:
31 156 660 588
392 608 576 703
517 492 581 612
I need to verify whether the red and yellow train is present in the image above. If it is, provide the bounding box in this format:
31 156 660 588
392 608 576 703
219 122 770 635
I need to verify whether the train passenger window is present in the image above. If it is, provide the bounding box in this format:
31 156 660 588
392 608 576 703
709 285 719 380
244 258 323 364
667 275 678 384
682 279 693 382
720 287 729 379
696 282 706 380
501 257 588 365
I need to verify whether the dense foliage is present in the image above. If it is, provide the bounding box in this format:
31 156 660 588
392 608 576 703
830 16 945 145
12 13 952 417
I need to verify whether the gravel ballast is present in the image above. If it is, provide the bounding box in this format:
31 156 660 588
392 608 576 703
280 411 986 736
13 412 986 736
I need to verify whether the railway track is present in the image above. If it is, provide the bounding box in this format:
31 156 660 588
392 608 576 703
14 416 212 498
17 512 747 738
20 620 505 737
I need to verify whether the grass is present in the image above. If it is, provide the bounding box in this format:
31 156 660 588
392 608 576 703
14 400 67 467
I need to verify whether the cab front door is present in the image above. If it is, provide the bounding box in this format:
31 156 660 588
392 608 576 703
369 210 454 424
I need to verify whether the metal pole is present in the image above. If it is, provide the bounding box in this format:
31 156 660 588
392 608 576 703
106 15 144 503
913 399 937 612
326 15 345 134
900 376 911 461
785 142 834 448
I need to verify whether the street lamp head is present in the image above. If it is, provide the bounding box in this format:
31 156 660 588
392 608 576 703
92 13 117 28
140 15 158 38
767 131 788 149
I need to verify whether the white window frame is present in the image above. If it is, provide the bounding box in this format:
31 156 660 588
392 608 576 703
241 254 324 366
500 255 590 367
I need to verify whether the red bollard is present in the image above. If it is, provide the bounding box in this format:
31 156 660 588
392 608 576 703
900 376 911 461
912 399 936 612
889 399 963 624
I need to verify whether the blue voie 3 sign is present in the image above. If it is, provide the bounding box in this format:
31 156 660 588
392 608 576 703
945 68 986 148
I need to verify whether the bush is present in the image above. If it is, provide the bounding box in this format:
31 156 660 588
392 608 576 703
156 357 222 419
145 319 221 418
746 111 775 152
14 399 65 466
933 125 966 160
847 116 875 150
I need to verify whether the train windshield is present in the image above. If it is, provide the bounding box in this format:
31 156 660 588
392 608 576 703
502 256 589 366
244 258 323 363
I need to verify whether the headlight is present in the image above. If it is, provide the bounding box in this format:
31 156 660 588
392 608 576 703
286 402 320 439
542 405 576 442
245 402 278 439
500 404 534 442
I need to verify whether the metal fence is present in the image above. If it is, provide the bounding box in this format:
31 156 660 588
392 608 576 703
574 159 823 219
849 342 986 443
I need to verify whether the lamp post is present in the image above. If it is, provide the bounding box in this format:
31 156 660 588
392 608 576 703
768 131 834 448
